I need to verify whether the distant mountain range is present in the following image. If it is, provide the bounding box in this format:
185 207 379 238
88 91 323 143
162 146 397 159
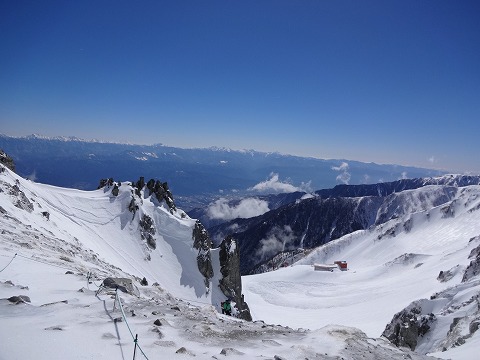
0 134 446 210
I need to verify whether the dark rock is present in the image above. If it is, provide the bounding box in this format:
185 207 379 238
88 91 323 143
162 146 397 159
469 321 480 334
437 266 459 282
65 271 74 275
44 326 63 331
175 347 187 354
111 184 119 196
0 149 15 172
151 327 163 338
219 236 252 321
382 300 436 351
102 277 140 296
135 177 145 197
192 220 213 287
140 214 156 249
7 295 31 304
462 251 480 282
154 319 162 326
140 277 148 286
128 197 138 216
220 348 244 356
98 178 114 189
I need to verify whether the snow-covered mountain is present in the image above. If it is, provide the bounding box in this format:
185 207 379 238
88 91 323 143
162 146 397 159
209 175 480 275
241 183 480 359
1 163 479 359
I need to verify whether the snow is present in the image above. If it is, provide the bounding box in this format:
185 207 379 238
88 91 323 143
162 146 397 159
1 165 479 359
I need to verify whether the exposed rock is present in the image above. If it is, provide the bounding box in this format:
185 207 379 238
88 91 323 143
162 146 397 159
219 235 252 321
0 149 15 172
44 326 63 331
7 295 31 304
140 214 156 249
175 347 188 354
462 249 480 282
8 184 34 212
154 319 162 326
98 178 114 189
382 300 436 351
102 277 140 296
135 177 145 197
437 265 461 282
128 197 138 216
192 220 213 288
140 277 148 286
220 347 244 356
151 327 163 338
111 184 119 196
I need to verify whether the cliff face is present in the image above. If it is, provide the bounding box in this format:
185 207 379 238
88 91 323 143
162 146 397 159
192 220 214 288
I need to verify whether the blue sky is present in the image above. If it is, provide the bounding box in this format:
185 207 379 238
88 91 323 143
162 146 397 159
1 0 479 173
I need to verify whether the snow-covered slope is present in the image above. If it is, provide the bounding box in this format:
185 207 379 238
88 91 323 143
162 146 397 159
0 165 209 303
243 185 480 358
1 164 477 359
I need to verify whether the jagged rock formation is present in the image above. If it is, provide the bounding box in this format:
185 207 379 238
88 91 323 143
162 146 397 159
0 149 15 172
218 236 252 321
382 300 436 351
140 214 156 249
462 243 480 282
192 221 213 288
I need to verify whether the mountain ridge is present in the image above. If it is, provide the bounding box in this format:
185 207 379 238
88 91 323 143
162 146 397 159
0 134 446 206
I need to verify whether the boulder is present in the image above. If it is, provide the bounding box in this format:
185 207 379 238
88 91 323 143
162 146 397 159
102 277 140 297
7 295 31 304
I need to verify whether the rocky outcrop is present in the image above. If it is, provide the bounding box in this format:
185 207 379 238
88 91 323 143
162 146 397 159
0 149 15 172
218 236 252 321
462 243 480 282
98 178 114 189
192 221 213 288
382 300 436 351
102 277 140 297
140 214 156 249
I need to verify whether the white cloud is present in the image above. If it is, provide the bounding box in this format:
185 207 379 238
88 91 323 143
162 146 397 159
428 156 436 164
26 170 37 181
249 173 312 194
256 225 295 260
207 197 270 221
400 171 408 180
332 162 351 184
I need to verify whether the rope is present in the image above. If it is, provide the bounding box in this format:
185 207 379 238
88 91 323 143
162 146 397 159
115 289 149 360
2 250 152 359
0 253 16 272
86 272 103 290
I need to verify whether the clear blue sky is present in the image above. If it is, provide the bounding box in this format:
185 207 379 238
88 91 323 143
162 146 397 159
1 1 479 173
